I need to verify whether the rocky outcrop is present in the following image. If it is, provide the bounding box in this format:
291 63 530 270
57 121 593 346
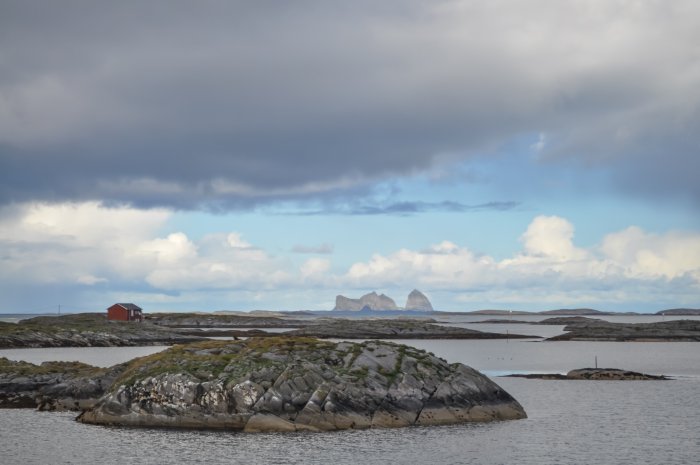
505 368 668 381
147 313 306 328
0 313 206 348
78 338 526 431
285 319 538 339
547 319 700 341
566 368 668 380
334 290 434 311
656 308 700 316
535 316 602 325
405 289 433 311
0 357 127 410
539 308 606 315
334 292 400 311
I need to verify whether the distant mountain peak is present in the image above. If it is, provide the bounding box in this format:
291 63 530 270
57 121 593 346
333 290 433 311
405 289 433 311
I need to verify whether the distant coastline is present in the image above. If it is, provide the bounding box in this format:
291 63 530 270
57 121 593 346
3 307 700 319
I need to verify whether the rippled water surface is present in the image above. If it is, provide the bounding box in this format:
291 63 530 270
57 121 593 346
2 376 698 465
2 315 700 464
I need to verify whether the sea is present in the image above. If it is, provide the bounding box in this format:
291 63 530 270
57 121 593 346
1 314 699 464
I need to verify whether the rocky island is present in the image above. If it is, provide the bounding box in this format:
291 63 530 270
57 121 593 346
333 289 433 311
146 312 307 328
0 357 127 410
77 337 526 431
174 318 539 339
546 319 700 341
504 368 669 381
0 313 205 348
283 318 538 339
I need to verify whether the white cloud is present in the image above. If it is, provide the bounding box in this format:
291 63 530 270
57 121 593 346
300 258 331 280
343 215 700 306
531 133 546 153
0 202 291 292
1 203 698 310
601 226 700 280
76 274 108 285
226 232 252 249
519 215 587 260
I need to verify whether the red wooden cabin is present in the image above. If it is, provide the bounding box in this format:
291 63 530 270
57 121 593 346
107 303 144 322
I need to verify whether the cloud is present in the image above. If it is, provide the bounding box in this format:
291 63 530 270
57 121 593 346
300 258 332 281
344 215 700 307
1 203 698 310
292 243 334 254
1 2 699 209
287 201 519 216
601 226 700 280
76 275 108 286
519 215 587 260
0 202 290 297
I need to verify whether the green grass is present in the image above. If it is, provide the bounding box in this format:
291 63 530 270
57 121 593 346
0 357 105 377
111 337 335 388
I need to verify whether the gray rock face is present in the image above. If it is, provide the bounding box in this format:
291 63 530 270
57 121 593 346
0 358 126 411
78 338 526 431
405 289 433 311
334 292 400 311
547 319 700 341
0 314 205 349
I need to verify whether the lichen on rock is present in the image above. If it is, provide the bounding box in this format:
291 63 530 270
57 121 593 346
78 337 526 432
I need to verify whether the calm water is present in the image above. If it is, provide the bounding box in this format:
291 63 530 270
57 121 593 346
0 346 169 367
1 316 699 464
1 375 698 464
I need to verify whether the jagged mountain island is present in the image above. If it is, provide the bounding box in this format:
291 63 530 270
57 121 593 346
334 292 399 311
333 290 433 311
405 289 433 311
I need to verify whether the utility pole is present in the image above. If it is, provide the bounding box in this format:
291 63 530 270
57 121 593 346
58 304 61 315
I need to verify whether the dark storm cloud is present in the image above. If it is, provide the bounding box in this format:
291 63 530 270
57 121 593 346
1 1 700 209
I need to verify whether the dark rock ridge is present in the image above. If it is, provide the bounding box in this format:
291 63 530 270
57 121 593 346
472 316 601 325
535 316 602 325
147 313 307 328
505 368 668 381
334 292 400 311
656 308 700 316
78 338 526 431
0 313 205 348
547 319 700 341
0 357 127 410
283 319 539 339
539 308 605 315
444 309 639 316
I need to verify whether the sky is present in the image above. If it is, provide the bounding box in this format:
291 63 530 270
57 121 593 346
1 1 699 313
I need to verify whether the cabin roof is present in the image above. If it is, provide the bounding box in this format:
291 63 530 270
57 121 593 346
114 303 142 311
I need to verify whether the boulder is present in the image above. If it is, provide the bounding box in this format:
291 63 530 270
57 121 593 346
78 337 526 431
